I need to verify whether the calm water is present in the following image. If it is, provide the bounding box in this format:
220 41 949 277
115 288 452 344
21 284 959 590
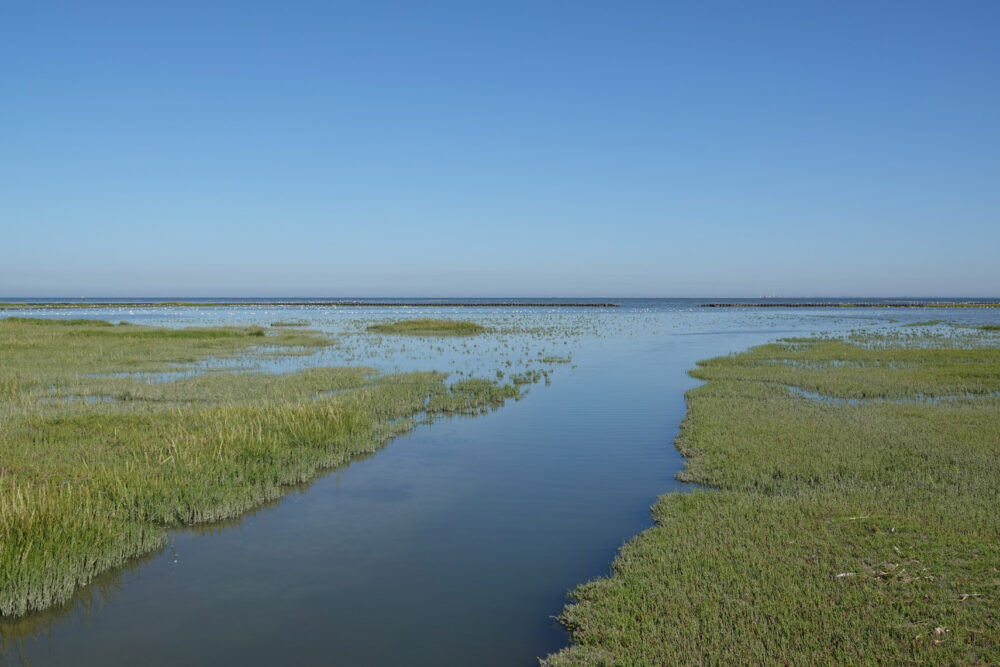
3 300 998 665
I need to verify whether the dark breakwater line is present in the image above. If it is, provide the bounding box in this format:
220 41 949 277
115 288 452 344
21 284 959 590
702 302 1000 308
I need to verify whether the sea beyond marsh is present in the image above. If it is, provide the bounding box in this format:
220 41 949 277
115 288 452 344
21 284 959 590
2 299 999 665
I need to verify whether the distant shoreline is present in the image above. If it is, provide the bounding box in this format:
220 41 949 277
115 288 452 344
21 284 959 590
0 301 621 309
2 300 999 310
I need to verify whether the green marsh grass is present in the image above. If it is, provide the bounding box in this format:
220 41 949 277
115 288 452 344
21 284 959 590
546 334 1000 665
0 318 522 618
540 356 572 364
366 319 487 336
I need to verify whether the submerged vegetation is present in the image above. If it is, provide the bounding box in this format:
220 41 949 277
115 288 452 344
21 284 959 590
366 318 487 336
547 334 1000 665
0 318 524 618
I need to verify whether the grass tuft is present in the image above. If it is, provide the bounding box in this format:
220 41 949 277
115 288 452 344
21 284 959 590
3 317 114 327
366 319 487 336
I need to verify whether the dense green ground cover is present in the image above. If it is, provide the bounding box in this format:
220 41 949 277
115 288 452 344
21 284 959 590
366 318 487 336
0 318 519 618
546 334 1000 665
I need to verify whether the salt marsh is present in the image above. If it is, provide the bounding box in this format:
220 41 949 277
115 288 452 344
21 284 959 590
2 299 998 665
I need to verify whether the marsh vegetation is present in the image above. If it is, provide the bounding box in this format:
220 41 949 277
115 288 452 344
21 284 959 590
3 303 998 664
0 318 524 618
365 319 487 336
546 333 1000 665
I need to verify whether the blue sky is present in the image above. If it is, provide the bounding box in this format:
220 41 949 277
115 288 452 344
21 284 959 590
2 1 998 297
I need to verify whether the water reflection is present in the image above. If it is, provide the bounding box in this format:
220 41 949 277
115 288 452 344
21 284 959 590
1 550 160 659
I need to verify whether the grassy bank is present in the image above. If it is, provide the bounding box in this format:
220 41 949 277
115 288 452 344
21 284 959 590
546 334 1000 665
0 318 521 618
366 318 487 336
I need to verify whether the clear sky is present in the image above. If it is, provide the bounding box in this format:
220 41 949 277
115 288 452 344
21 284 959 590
2 1 998 297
